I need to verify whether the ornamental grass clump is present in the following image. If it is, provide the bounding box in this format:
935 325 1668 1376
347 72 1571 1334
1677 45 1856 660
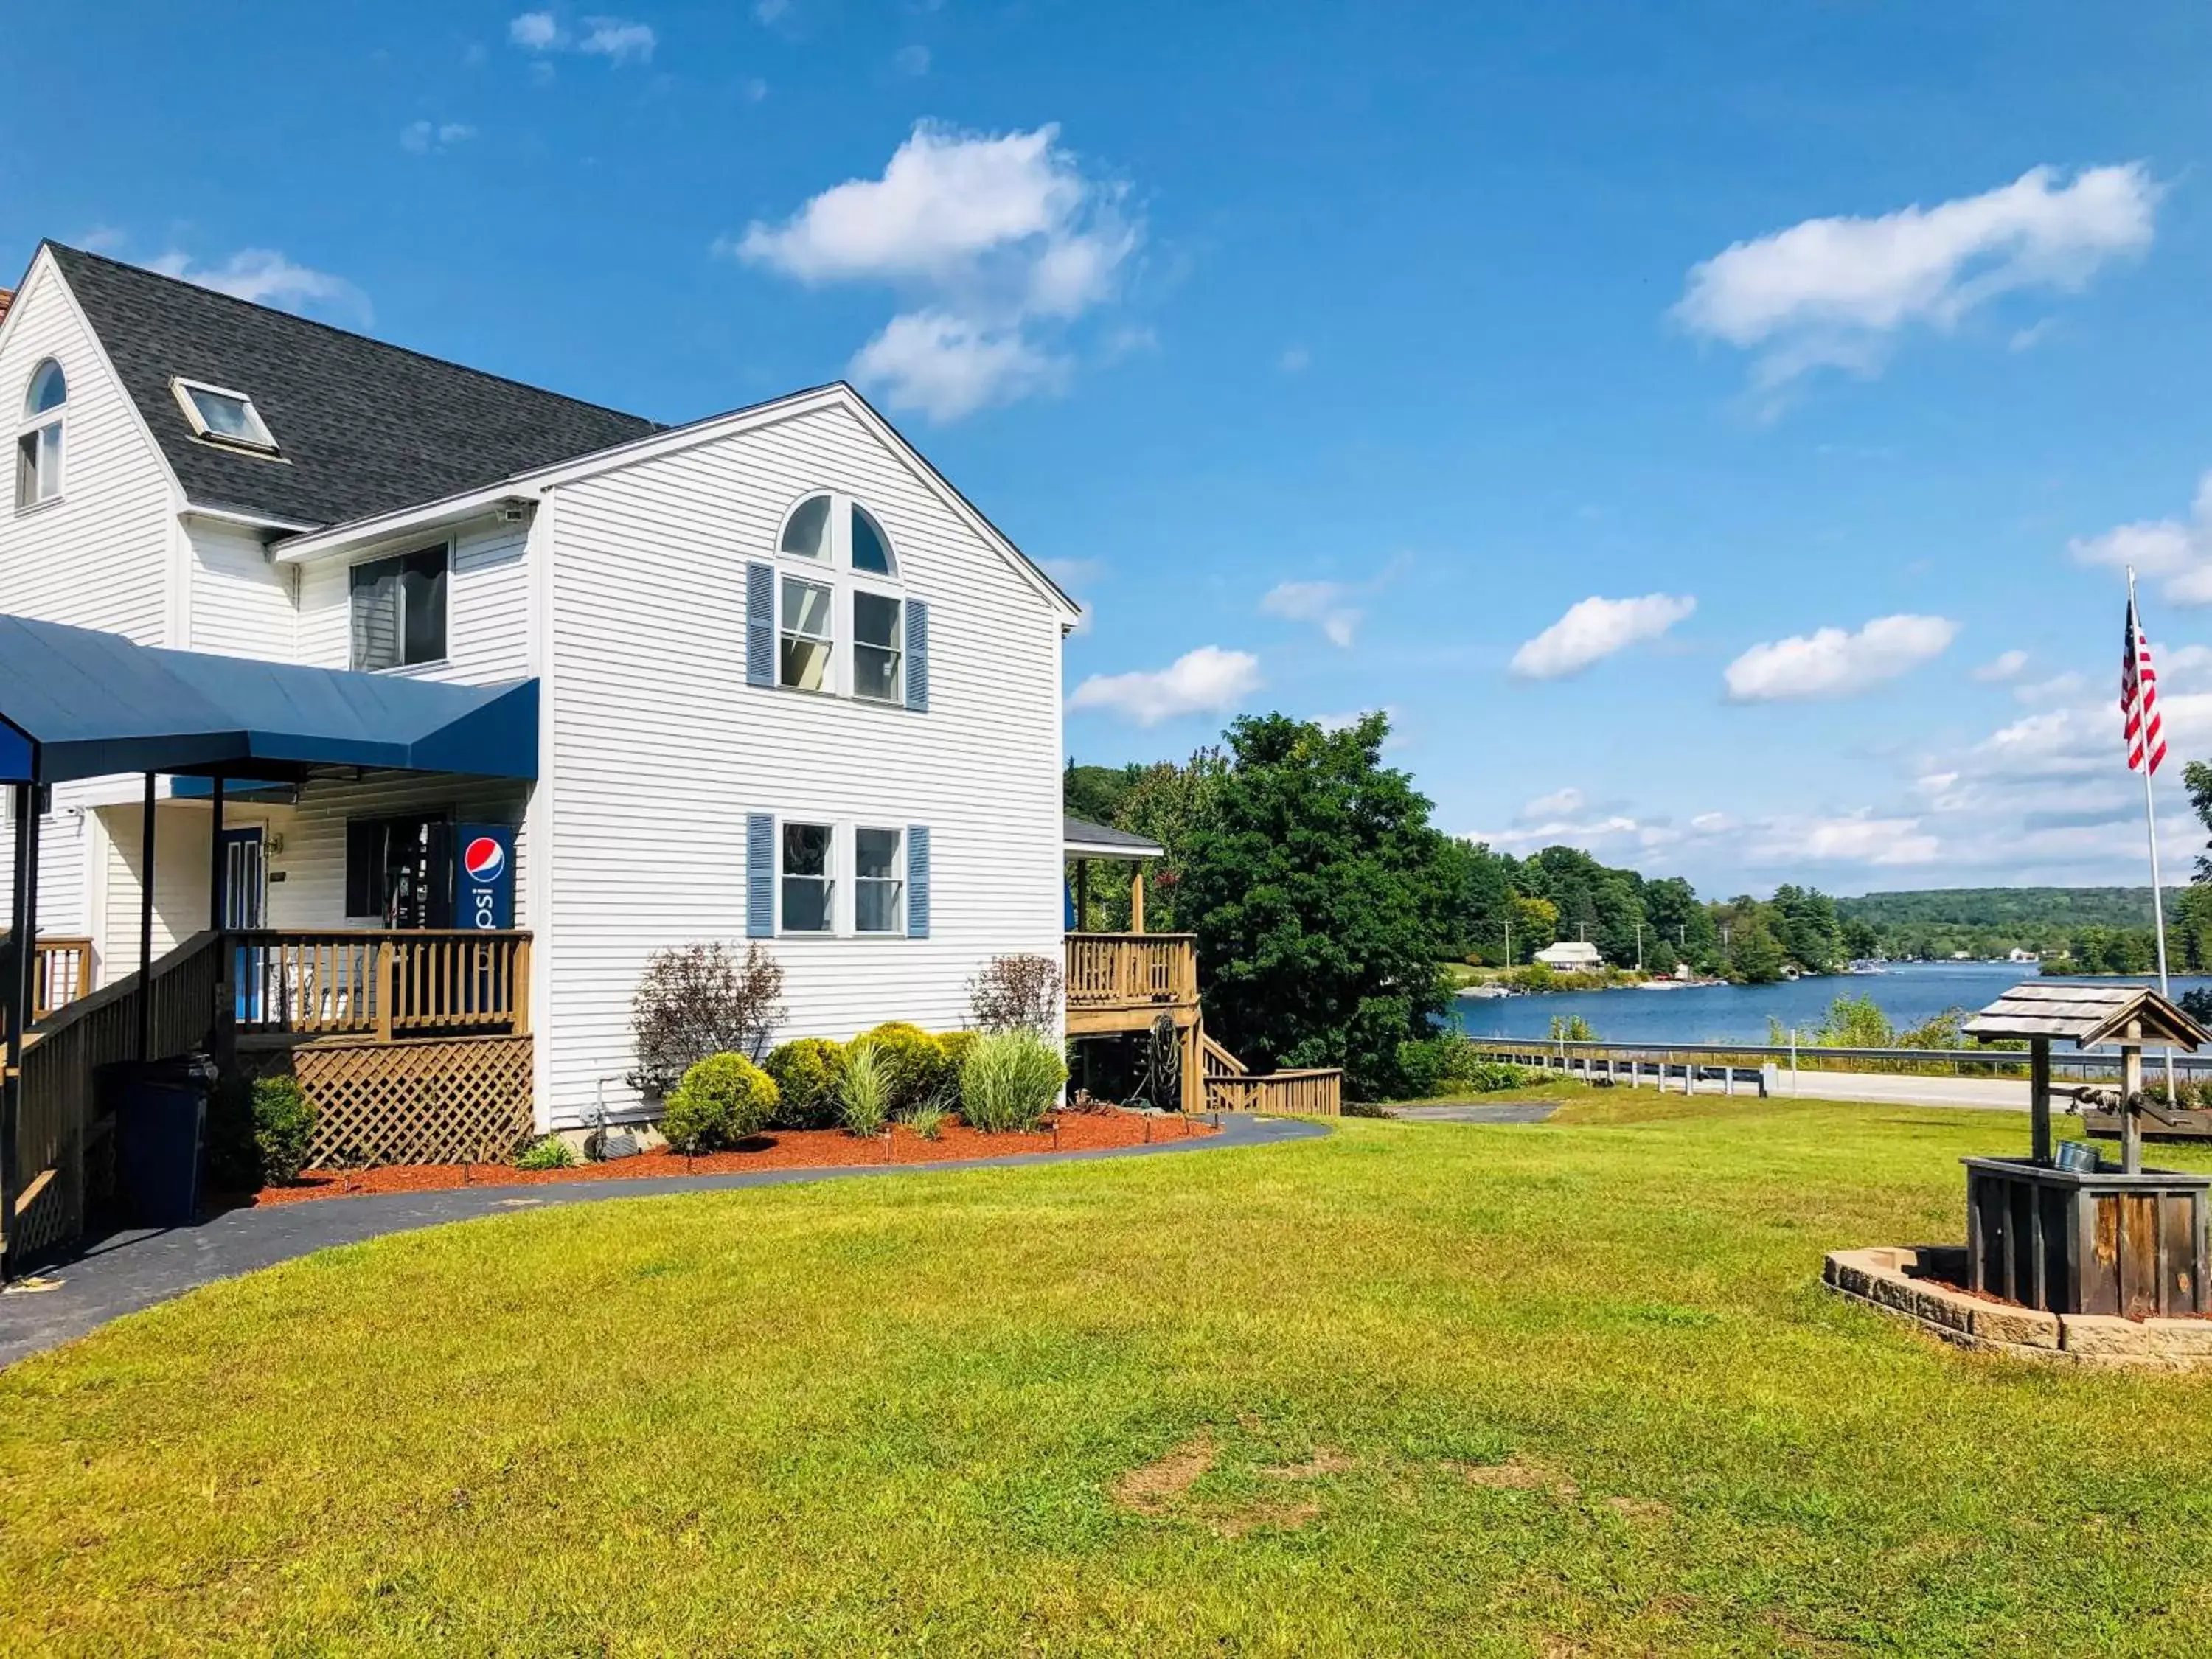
661 1052 780 1154
959 1030 1068 1134
858 1021 953 1112
839 1041 891 1138
514 1133 578 1171
765 1037 846 1129
903 1100 947 1141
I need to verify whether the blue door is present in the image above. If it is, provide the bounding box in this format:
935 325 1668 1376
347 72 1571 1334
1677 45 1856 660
222 827 268 1021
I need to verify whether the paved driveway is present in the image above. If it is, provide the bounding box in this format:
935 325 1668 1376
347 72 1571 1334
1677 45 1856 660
0 1113 1327 1368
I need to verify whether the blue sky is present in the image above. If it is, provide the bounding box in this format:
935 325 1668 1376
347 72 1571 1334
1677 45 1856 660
8 3 2212 895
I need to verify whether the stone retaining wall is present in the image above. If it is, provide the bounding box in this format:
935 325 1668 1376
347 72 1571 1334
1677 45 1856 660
1823 1245 2212 1368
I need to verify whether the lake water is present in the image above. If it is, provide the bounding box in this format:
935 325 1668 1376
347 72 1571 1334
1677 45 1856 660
1448 960 2212 1046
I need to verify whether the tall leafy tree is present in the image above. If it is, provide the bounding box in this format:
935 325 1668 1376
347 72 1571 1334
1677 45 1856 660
1176 712 1450 1098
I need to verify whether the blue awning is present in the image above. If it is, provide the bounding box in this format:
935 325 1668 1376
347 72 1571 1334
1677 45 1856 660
0 614 538 785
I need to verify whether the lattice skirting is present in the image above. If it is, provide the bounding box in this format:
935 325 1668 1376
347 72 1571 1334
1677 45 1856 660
276 1035 535 1168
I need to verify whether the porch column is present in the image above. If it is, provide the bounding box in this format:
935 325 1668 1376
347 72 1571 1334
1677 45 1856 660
2 782 33 1273
137 771 156 1060
207 776 226 931
1129 865 1146 935
1074 859 1090 933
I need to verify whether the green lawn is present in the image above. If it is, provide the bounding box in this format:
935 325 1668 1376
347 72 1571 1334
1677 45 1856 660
7 1099 2212 1655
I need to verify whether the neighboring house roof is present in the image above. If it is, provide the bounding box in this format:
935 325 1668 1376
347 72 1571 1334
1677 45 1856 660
1063 814 1164 860
44 242 659 528
1534 941 1602 963
0 288 13 326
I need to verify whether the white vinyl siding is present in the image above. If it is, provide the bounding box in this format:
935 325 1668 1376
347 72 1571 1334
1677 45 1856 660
295 512 532 683
540 398 1065 1127
187 518 296 659
0 257 176 644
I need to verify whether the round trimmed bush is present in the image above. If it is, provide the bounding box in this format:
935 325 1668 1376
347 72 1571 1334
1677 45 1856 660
661 1052 779 1153
959 1030 1068 1133
765 1037 846 1129
858 1021 953 1111
936 1029 979 1105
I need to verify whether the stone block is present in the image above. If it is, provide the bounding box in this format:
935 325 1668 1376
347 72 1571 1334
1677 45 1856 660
1970 1304 2060 1350
2059 1314 2152 1359
2144 1318 2212 1360
1904 1281 1973 1334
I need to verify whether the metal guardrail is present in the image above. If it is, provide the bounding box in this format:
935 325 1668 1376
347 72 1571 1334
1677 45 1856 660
1469 1035 2195 1082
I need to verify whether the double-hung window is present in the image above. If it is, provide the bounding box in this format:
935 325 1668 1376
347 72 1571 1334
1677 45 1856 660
780 576 834 690
350 546 449 671
15 358 65 510
852 591 903 703
765 493 910 703
855 827 905 933
781 822 835 933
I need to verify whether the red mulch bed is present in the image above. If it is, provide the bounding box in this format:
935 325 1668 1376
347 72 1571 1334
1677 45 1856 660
243 1111 1220 1207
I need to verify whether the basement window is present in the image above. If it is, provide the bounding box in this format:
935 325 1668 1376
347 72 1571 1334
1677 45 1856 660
172 378 280 453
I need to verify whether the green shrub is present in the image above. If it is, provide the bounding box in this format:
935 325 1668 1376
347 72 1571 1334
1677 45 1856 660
251 1076 316 1186
515 1133 577 1171
764 1037 846 1129
904 1100 947 1141
858 1022 952 1111
204 1071 262 1192
1461 1060 1534 1093
661 1052 779 1153
1392 1035 1455 1100
936 1029 979 1087
959 1030 1067 1133
839 1041 891 1138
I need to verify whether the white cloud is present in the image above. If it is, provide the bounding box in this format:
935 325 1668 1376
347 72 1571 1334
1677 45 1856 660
1260 580 1362 648
579 16 655 62
509 11 654 65
400 120 476 154
1787 813 1941 866
1972 648 2028 682
731 122 1141 420
848 312 1062 422
1040 557 1101 635
1509 593 1695 680
1723 613 1957 701
1279 344 1310 374
893 44 931 76
2069 470 2212 607
1067 646 1261 727
1675 164 2157 389
509 11 562 49
1520 787 1586 819
147 249 369 323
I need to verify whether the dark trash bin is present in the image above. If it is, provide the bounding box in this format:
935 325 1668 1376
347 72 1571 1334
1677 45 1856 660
98 1054 219 1228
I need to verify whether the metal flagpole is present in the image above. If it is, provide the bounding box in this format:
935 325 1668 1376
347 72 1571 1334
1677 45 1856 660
2130 568 2180 1107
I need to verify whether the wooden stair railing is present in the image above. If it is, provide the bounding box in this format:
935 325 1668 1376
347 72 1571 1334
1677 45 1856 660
1197 1029 1342 1117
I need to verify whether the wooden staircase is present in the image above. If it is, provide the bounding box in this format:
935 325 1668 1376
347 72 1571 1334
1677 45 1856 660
1197 1029 1342 1117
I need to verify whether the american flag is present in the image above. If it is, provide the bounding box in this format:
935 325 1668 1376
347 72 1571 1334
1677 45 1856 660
2123 595 2168 775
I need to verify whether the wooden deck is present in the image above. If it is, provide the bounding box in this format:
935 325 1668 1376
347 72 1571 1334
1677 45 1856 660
1064 933 1200 1035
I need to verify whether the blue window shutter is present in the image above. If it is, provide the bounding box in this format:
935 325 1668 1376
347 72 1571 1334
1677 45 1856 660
746 563 775 688
746 814 774 938
907 824 931 938
905 598 929 712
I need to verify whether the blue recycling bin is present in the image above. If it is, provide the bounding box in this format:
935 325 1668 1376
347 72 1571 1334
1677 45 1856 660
99 1055 218 1227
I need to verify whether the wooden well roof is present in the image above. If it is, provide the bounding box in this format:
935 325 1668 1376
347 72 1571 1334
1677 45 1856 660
1964 981 2211 1050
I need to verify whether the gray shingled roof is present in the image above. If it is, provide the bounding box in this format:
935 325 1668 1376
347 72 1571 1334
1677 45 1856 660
47 243 659 527
1063 814 1164 858
1965 980 2210 1049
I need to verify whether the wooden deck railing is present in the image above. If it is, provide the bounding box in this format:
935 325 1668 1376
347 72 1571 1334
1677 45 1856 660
230 931 532 1040
1065 933 1198 1011
1203 1066 1343 1117
0 935 94 1033
7 931 225 1263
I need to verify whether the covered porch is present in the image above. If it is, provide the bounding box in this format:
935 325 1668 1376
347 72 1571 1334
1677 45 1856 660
1062 815 1340 1117
1 615 538 1270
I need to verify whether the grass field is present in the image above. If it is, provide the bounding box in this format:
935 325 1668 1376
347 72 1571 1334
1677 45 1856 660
6 1096 2212 1655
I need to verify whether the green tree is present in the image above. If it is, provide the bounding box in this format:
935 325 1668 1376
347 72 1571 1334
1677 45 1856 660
1177 712 1451 1100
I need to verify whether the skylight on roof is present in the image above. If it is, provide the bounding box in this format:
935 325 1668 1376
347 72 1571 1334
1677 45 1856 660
171 378 279 454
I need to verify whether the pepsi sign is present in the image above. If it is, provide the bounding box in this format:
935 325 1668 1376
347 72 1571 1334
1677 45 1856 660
456 824 516 930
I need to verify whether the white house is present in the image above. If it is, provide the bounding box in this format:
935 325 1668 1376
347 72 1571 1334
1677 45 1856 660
0 241 1086 1145
1532 940 1603 972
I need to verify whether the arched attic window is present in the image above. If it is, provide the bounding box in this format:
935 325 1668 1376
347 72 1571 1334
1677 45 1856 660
15 358 65 509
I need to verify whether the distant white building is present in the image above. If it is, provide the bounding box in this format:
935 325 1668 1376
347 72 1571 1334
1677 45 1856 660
1534 940 1604 971
2008 947 2040 964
